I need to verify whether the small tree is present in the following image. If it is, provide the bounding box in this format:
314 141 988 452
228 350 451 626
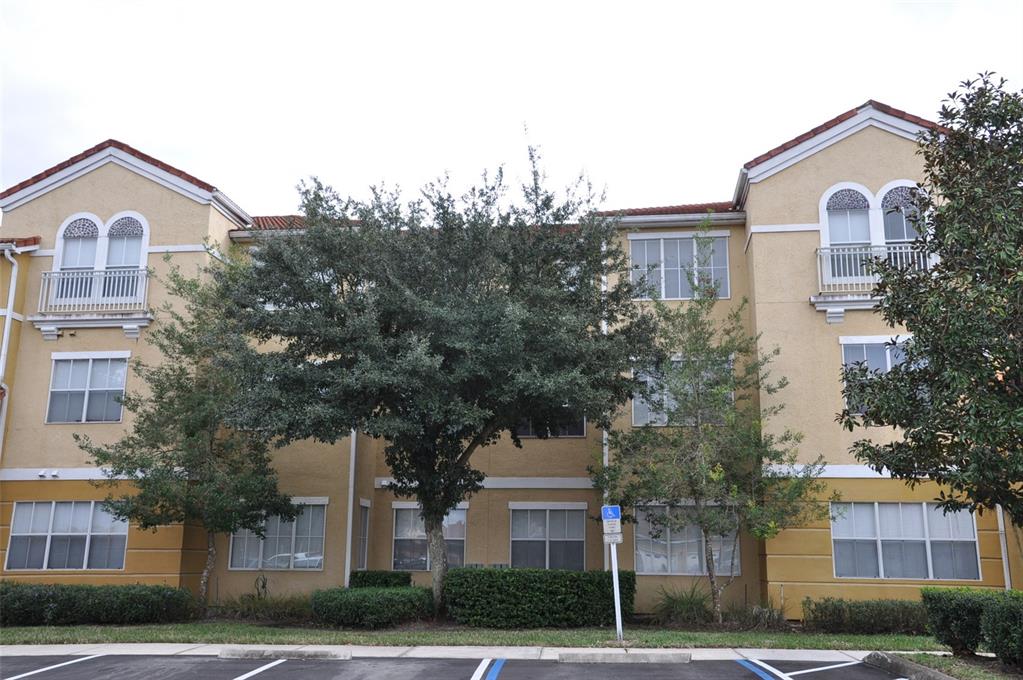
77 265 295 606
213 156 659 607
839 75 1023 539
593 243 829 623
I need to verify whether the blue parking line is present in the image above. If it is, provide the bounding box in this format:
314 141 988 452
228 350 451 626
736 659 778 680
485 658 506 680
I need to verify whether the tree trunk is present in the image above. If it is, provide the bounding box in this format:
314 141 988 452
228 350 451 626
425 517 448 614
704 534 723 625
198 531 216 611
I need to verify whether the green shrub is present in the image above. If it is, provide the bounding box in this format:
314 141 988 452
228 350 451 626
980 591 1023 668
348 571 412 589
0 581 196 626
802 597 928 635
311 587 432 628
921 587 1001 655
653 583 711 625
215 593 313 623
444 568 635 628
725 601 789 631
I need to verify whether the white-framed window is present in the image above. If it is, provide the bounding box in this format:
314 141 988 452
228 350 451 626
830 501 980 580
632 358 731 427
517 416 586 438
5 501 128 570
630 235 729 300
356 501 370 571
509 505 586 570
46 353 129 423
392 506 466 571
634 506 739 575
826 189 871 246
881 186 920 244
228 503 326 570
840 337 907 413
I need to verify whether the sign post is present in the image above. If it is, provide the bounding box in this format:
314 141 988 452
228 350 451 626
601 505 624 643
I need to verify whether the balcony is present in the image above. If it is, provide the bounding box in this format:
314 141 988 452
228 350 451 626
813 244 930 323
32 269 151 339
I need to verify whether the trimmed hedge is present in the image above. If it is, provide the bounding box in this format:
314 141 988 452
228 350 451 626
921 587 1001 655
348 570 412 589
0 582 196 626
311 587 432 628
802 597 928 635
980 591 1023 667
444 568 635 628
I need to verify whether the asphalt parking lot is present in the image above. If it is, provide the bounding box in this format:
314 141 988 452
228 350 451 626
0 654 910 680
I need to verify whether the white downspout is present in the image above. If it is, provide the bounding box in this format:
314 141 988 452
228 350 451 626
343 428 357 587
600 258 610 571
0 245 20 464
996 505 1012 590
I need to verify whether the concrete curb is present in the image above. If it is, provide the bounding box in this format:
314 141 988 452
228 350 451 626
557 651 692 664
862 652 957 680
218 647 351 660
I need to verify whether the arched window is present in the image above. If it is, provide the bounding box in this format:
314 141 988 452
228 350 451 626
105 216 144 269
881 186 919 243
59 218 99 271
826 189 870 246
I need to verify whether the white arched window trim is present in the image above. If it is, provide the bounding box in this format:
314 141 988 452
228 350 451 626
818 180 919 248
53 211 151 271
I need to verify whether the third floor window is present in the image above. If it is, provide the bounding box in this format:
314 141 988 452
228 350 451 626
630 236 729 300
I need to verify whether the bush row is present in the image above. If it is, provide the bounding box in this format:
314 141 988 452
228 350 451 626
0 582 196 626
444 567 635 628
802 597 928 635
921 587 1023 667
214 593 313 624
348 570 412 589
311 586 433 628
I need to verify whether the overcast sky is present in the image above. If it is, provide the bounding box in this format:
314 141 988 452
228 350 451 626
2 0 1021 217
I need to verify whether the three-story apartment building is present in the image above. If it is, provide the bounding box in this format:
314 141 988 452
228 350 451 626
1 102 1019 615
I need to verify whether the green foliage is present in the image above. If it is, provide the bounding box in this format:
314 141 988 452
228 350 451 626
802 597 928 635
653 583 712 625
723 601 788 631
349 571 412 588
443 567 635 628
980 591 1023 667
310 587 433 628
839 74 1023 524
921 587 1002 655
214 593 313 624
592 255 829 622
0 582 195 626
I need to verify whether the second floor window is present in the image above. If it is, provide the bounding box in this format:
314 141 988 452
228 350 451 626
47 356 128 423
630 236 729 300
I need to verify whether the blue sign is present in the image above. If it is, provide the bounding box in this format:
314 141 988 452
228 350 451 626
601 505 621 521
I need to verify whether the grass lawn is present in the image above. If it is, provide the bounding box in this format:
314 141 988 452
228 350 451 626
902 654 1021 680
0 620 945 651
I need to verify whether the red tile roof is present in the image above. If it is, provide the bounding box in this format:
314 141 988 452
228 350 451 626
250 215 306 230
0 236 42 247
0 139 217 200
743 100 941 170
598 201 737 217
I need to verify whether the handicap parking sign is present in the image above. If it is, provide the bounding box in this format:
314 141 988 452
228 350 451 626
601 505 622 534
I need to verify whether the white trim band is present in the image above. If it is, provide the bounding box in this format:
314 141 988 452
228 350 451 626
391 501 469 510
51 350 131 360
627 229 731 240
749 223 820 234
291 496 329 506
375 476 594 490
508 501 588 510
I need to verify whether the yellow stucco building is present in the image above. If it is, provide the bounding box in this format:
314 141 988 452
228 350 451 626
0 103 1019 616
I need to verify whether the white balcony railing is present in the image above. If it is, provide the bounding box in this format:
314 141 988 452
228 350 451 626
38 269 149 315
817 244 929 295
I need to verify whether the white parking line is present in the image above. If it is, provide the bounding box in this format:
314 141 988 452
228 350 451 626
750 659 795 680
469 658 493 680
231 659 287 680
5 655 104 680
789 660 862 676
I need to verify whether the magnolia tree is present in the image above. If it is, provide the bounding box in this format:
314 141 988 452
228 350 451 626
593 247 829 622
213 156 659 606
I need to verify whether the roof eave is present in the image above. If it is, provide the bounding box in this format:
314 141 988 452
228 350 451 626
618 211 746 228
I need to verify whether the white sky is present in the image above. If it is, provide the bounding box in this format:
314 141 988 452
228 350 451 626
2 0 1021 217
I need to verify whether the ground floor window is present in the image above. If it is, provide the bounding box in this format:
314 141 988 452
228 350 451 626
510 507 585 570
5 500 128 570
392 507 466 571
229 503 325 570
830 501 980 580
634 506 739 575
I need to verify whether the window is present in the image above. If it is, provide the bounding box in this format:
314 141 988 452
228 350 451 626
517 416 586 438
634 506 739 575
356 503 370 571
842 341 906 413
826 189 870 245
881 186 920 244
630 236 729 300
510 507 585 570
632 358 731 427
5 501 128 570
830 502 979 580
392 507 465 571
46 356 128 423
229 504 325 570
104 216 145 298
633 369 672 426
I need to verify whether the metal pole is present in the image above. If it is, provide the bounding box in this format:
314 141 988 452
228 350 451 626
610 542 623 642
